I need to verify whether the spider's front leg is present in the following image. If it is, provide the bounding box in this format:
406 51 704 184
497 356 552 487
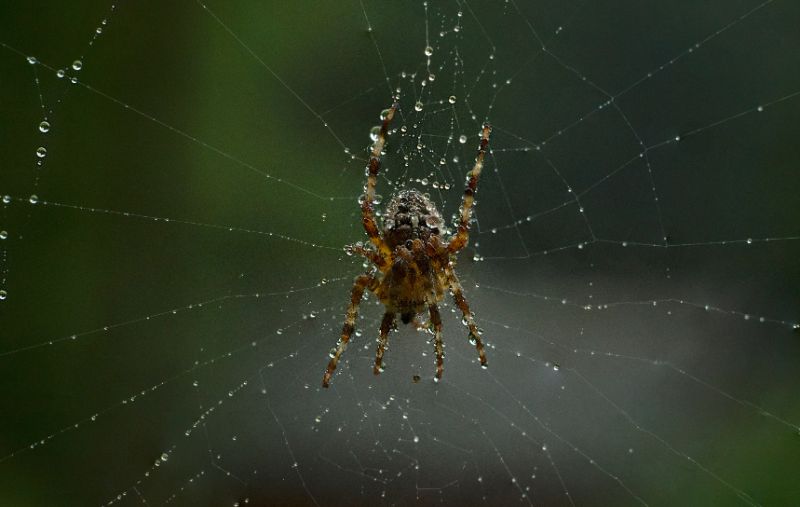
373 312 395 375
447 269 487 368
429 303 445 381
448 123 491 253
361 102 398 262
323 274 375 388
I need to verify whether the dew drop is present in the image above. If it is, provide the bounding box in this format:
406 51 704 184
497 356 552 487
36 147 47 158
2 195 10 204
448 95 456 104
458 134 467 144
29 194 39 204
414 101 423 112
26 56 37 65
369 125 381 141
0 231 7 240
56 69 65 79
38 121 50 133
0 290 7 300
424 45 433 56
160 452 169 462
746 238 753 244
72 60 83 71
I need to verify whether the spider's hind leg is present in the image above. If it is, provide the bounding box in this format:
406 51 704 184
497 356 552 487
361 102 398 261
448 123 491 254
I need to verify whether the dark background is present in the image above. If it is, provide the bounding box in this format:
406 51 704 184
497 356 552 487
1 1 799 506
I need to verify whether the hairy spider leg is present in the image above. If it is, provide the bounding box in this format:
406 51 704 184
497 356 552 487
373 312 396 375
429 304 445 380
448 123 492 253
346 242 388 271
323 274 375 388
362 102 398 261
447 269 488 367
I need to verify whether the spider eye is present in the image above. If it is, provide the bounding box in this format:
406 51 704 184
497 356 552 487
405 240 413 249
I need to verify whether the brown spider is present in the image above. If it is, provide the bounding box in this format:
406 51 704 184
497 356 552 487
322 102 490 388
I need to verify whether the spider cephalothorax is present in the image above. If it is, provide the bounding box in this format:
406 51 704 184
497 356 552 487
322 102 490 387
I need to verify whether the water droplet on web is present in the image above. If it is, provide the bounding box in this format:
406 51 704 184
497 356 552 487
160 452 169 462
459 134 467 144
36 147 47 158
56 69 65 78
39 121 50 133
0 231 7 240
414 101 423 112
2 195 10 204
424 45 433 56
72 60 83 71
746 238 753 244
413 436 419 443
29 194 39 204
0 290 7 300
26 56 37 65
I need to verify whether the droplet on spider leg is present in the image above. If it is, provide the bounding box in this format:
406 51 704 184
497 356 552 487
369 126 381 141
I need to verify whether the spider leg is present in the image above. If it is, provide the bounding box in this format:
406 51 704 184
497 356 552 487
411 315 430 332
322 274 375 388
429 303 445 381
373 312 395 375
448 123 491 253
346 243 388 271
447 269 488 368
362 102 398 261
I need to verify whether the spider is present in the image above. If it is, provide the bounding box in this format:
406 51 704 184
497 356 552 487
322 102 491 388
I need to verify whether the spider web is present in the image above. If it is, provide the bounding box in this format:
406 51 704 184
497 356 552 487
1 1 799 505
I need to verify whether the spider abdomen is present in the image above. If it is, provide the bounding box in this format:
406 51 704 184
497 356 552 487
383 189 444 248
